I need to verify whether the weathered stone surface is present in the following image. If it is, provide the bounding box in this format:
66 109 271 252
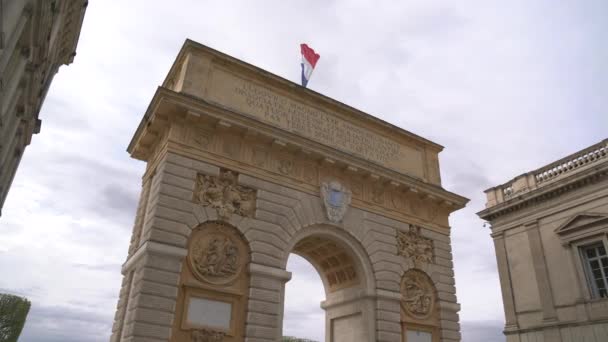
111 40 467 342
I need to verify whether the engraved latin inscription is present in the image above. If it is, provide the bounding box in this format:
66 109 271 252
233 82 401 167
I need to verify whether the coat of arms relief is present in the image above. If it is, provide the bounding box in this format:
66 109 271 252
193 169 256 220
321 180 352 223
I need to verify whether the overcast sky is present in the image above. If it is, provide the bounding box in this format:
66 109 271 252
1 1 607 341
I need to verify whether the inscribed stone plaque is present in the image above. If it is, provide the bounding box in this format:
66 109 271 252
406 330 432 342
187 297 232 330
207 68 425 178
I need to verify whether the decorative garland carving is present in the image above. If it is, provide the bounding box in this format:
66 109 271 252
401 270 435 320
193 169 256 219
397 225 434 264
189 226 243 285
191 328 225 342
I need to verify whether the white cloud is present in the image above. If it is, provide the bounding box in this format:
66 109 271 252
1 1 606 341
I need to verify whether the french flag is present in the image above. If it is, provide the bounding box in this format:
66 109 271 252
300 43 320 87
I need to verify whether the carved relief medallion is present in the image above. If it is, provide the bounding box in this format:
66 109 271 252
191 328 225 342
189 229 242 285
397 225 434 264
321 180 352 223
401 270 436 320
193 169 256 219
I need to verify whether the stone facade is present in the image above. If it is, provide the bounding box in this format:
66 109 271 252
0 0 87 215
478 139 608 341
110 39 468 342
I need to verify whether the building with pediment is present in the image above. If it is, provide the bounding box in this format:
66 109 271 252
109 39 468 342
478 139 608 341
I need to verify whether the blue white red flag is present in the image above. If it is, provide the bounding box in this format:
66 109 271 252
300 43 320 87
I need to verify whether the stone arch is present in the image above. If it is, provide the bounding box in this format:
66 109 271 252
282 224 377 295
280 224 377 342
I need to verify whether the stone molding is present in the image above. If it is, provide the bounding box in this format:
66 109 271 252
122 240 188 274
248 263 292 282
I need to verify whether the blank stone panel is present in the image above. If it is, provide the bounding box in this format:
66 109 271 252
186 297 232 330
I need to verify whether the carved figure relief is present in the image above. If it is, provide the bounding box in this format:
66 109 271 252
371 185 384 204
252 147 267 167
191 328 225 342
401 270 436 320
302 164 316 183
397 225 434 264
183 126 213 150
193 169 256 219
321 180 352 223
277 159 294 175
189 229 242 285
391 190 407 210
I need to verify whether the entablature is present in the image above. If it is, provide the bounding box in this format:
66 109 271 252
129 88 468 231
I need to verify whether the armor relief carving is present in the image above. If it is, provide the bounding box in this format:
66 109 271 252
193 169 256 220
191 328 225 342
397 225 434 265
188 222 246 285
401 270 436 320
321 180 352 223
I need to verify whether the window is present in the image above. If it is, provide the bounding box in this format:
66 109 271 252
581 243 608 299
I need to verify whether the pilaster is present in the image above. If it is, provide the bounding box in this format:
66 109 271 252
524 221 558 323
492 231 519 331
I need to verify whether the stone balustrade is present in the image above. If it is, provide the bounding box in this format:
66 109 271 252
484 139 608 208
534 141 607 184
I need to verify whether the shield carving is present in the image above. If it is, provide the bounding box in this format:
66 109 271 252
321 180 352 223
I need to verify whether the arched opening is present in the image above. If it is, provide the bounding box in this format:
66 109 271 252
283 254 325 341
281 227 376 342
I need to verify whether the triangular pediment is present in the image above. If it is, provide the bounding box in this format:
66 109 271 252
555 213 608 235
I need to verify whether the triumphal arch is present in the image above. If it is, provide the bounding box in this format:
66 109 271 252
110 39 468 342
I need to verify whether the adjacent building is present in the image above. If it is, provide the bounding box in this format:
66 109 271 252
0 0 87 215
478 139 608 341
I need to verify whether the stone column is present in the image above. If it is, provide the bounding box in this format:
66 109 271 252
322 288 376 342
375 290 402 342
119 242 187 342
245 263 292 341
491 231 519 331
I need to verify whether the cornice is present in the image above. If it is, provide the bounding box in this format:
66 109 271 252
478 162 608 221
129 87 468 213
